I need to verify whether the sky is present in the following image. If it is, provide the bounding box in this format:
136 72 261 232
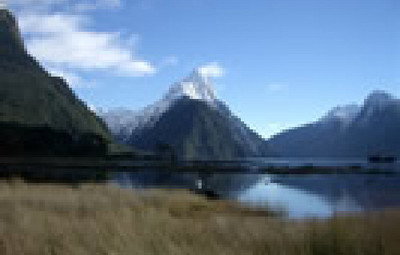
4 0 399 138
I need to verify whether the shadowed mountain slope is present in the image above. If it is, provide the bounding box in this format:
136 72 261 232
0 10 111 155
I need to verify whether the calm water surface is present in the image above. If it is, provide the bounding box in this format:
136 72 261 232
2 157 399 219
112 169 400 219
237 174 400 218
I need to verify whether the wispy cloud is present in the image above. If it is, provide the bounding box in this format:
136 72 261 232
8 0 121 12
198 62 225 78
6 0 157 88
48 68 96 88
19 13 155 77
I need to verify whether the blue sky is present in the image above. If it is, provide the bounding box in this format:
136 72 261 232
6 0 399 138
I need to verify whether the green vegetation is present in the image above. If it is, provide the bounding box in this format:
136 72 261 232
0 122 107 156
0 10 111 156
130 98 270 160
0 182 398 255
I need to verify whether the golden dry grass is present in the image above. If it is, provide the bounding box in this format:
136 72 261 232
0 181 398 255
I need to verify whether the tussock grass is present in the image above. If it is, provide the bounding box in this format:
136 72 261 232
0 181 398 255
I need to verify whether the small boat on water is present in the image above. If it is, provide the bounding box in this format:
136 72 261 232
368 155 397 163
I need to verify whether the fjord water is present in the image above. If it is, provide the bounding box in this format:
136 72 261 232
238 174 400 218
112 157 400 219
2 157 399 219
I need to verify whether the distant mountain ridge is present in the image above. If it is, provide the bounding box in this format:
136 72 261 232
269 90 400 157
100 69 271 159
0 9 111 155
320 104 361 128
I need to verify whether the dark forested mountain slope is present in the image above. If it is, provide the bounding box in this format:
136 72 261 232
0 10 111 155
101 70 272 160
128 98 271 160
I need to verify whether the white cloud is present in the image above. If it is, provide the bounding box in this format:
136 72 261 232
266 83 287 93
198 62 225 78
8 0 121 12
48 68 96 88
87 104 97 112
117 61 156 76
19 13 156 77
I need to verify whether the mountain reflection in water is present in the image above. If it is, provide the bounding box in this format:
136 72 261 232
113 169 400 219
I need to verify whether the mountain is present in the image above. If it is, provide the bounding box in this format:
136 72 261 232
320 104 361 128
0 9 111 156
100 70 271 160
269 90 400 157
99 70 219 141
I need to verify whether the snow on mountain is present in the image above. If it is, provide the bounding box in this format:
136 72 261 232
269 90 400 157
99 68 218 139
165 69 217 102
319 90 395 128
97 107 139 138
119 67 271 159
320 104 361 127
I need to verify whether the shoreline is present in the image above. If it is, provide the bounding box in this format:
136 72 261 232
0 156 398 174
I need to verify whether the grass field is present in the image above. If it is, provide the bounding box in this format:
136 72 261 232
0 181 398 255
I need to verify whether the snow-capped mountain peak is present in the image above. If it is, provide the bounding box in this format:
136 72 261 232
164 69 217 102
319 90 396 128
321 104 361 124
99 69 219 138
